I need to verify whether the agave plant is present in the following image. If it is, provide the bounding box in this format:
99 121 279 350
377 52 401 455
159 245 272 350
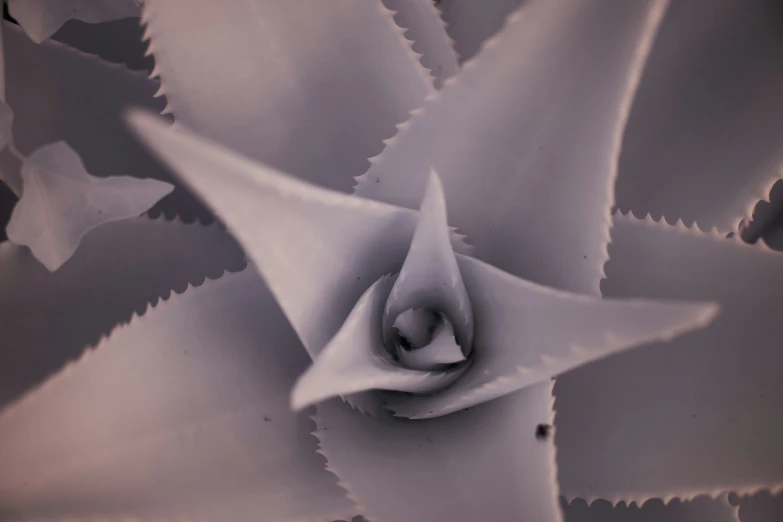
0 0 782 521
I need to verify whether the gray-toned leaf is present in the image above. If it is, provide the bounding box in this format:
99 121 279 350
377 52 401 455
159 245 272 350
355 0 668 296
562 495 739 522
555 213 783 501
0 215 245 412
8 0 140 43
0 269 356 521
6 142 172 270
616 0 783 234
382 0 459 88
2 22 206 221
315 381 561 522
437 0 525 62
128 111 469 362
387 253 717 419
291 275 464 411
141 0 433 192
384 171 473 351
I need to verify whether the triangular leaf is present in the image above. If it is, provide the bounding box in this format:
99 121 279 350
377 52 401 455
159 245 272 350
0 269 356 521
555 213 783 501
128 111 469 360
355 0 669 296
141 0 433 192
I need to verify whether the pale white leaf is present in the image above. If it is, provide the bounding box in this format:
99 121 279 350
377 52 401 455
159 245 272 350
0 269 356 521
0 216 246 412
128 111 469 361
382 0 459 88
437 0 524 62
6 142 172 271
355 0 668 296
314 381 561 522
616 0 783 234
291 275 464 412
2 22 204 221
8 0 140 43
387 253 717 419
384 171 473 352
555 213 783 501
141 0 433 192
562 495 739 522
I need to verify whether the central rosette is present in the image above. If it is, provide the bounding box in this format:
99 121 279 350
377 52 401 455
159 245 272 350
291 172 476 415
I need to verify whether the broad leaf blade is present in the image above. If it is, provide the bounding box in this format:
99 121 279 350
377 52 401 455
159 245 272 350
382 0 459 88
0 269 356 521
355 0 669 296
616 0 783 234
129 112 469 361
0 216 245 412
387 253 717 419
315 381 562 522
555 213 783 501
141 0 433 192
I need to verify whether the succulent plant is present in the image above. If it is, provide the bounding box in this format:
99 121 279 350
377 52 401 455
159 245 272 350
0 1 782 521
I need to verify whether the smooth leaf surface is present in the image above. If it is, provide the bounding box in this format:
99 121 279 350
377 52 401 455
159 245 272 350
555 213 783 501
387 253 717 419
141 0 433 192
616 0 783 233
315 381 561 522
2 22 207 221
562 495 739 522
382 0 459 88
356 0 668 296
291 275 464 412
8 0 140 43
384 172 472 350
0 216 246 412
129 111 469 361
6 142 172 270
0 269 356 521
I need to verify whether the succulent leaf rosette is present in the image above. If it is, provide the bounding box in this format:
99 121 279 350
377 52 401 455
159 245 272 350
0 1 782 521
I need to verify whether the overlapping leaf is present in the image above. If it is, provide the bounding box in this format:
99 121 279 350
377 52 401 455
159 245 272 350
314 382 561 522
141 0 433 192
2 22 206 221
355 0 669 297
616 0 783 233
0 216 245 412
129 111 470 362
555 213 783 501
382 0 459 88
0 269 356 521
